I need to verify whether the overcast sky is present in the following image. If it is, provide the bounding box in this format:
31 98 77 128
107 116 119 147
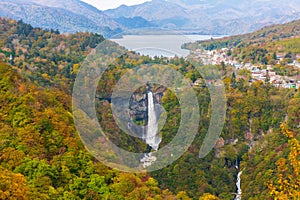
80 0 151 10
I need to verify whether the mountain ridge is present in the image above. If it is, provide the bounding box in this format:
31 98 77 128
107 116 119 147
1 0 300 37
104 0 300 35
0 0 122 37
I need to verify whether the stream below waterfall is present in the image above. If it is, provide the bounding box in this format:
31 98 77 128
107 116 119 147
235 171 243 200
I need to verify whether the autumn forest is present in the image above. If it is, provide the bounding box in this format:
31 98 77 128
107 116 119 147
0 17 299 200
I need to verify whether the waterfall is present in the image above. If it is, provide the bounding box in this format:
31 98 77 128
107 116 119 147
140 91 162 168
146 91 161 151
235 171 243 200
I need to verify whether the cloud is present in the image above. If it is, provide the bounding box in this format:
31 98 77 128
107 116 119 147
81 0 151 10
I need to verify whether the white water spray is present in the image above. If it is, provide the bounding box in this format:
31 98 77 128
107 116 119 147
146 91 161 151
235 171 243 200
140 91 162 168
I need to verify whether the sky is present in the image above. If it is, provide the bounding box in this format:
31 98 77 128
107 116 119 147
80 0 151 10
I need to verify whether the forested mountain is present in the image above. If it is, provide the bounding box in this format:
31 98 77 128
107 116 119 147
0 18 194 199
186 19 300 65
2 0 300 37
0 18 299 199
188 19 300 48
0 0 122 37
0 61 195 199
184 18 300 199
104 0 300 34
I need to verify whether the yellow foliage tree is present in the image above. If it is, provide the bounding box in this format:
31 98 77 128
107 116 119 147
176 191 192 200
199 193 220 200
268 124 300 199
0 167 30 199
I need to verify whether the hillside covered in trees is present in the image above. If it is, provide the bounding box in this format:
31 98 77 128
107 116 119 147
0 17 299 199
185 19 300 65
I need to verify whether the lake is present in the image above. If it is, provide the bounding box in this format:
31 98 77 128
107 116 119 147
111 34 225 58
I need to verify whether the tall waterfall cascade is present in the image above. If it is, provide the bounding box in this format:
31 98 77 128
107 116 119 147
145 91 161 150
140 91 162 168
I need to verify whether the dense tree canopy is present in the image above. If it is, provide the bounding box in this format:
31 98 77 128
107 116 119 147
0 18 299 200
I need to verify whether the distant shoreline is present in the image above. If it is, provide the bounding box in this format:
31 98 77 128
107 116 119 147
109 30 228 39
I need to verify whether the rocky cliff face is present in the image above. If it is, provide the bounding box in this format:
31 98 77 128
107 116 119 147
129 85 166 123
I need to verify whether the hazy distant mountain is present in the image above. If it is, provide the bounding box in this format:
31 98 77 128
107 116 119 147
105 0 190 29
32 0 120 29
113 17 156 29
104 0 300 35
0 0 122 37
1 0 300 37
